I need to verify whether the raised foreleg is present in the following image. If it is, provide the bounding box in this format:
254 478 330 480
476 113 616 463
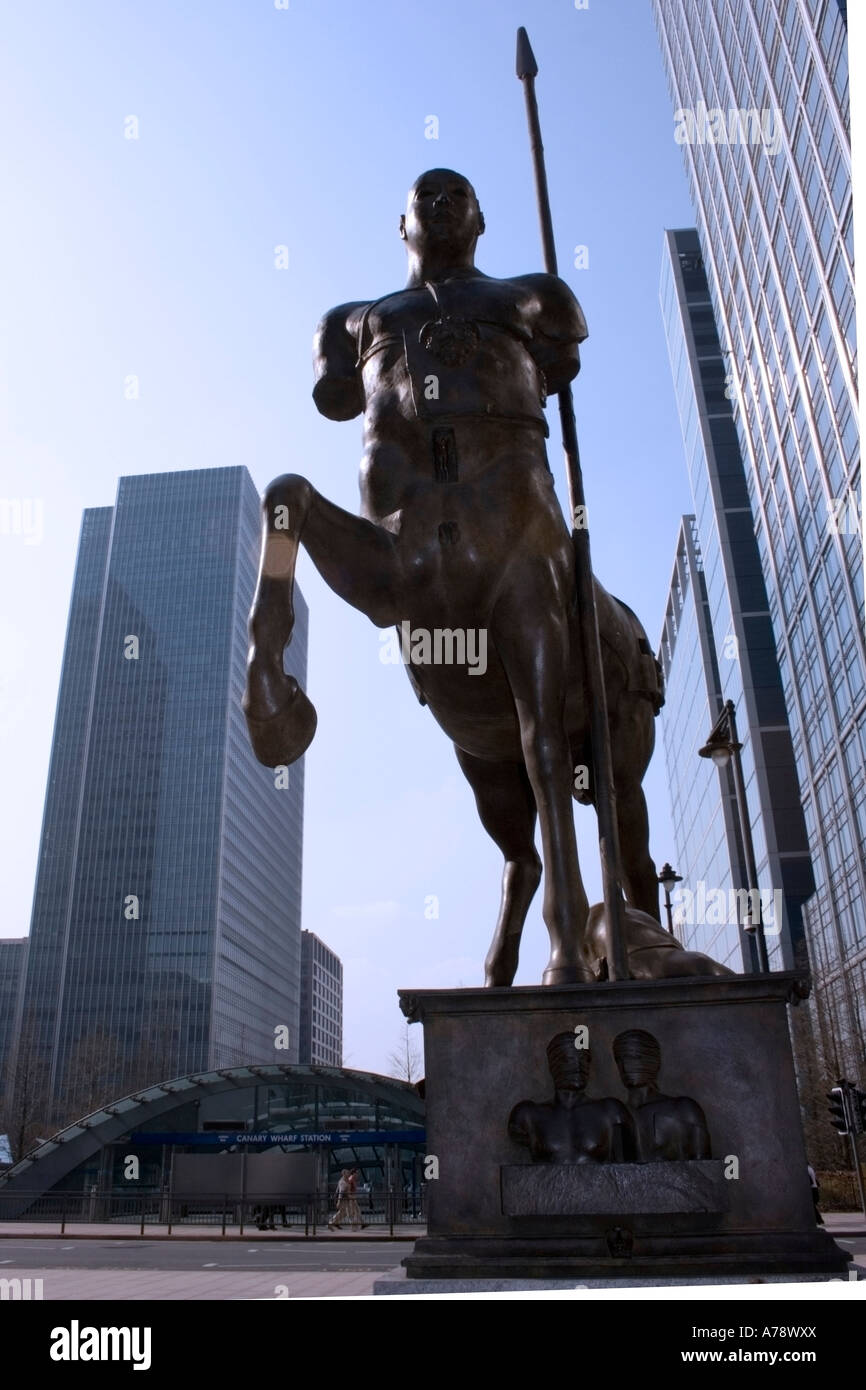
244 473 401 766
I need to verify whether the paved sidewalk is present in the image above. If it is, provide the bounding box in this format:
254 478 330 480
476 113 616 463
820 1212 866 1236
0 1217 860 1301
0 1267 387 1299
2 1214 862 1239
0 1221 423 1241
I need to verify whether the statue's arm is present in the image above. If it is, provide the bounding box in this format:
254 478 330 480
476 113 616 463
680 1100 712 1159
507 1101 533 1148
311 301 369 421
519 272 589 395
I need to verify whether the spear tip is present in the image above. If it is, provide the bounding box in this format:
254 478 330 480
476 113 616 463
515 26 538 80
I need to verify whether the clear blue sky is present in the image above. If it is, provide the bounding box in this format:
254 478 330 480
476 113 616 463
1 0 697 1074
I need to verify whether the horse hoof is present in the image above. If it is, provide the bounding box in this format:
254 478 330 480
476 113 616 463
585 902 735 980
541 964 596 987
484 971 515 988
484 941 521 988
243 684 317 767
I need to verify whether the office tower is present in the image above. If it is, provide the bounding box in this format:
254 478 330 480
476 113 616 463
298 931 343 1068
20 468 308 1115
658 231 814 976
659 519 758 972
0 939 27 1101
653 2 864 1078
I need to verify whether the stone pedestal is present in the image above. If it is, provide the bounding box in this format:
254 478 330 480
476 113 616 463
398 973 850 1281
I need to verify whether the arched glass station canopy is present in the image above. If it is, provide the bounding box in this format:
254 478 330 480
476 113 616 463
0 1064 425 1220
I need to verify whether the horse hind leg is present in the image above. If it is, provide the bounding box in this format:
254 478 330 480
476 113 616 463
492 581 595 984
617 780 662 922
610 698 661 923
455 747 541 988
244 473 400 767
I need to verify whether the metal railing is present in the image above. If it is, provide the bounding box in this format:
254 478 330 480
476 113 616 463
0 1187 426 1237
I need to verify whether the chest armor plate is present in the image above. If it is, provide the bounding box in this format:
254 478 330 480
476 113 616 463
357 280 549 430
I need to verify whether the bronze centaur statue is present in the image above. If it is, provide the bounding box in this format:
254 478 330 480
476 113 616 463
243 169 730 986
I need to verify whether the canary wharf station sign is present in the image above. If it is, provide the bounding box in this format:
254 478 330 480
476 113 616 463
130 1130 425 1147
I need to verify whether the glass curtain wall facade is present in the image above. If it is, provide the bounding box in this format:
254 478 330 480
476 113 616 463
660 520 750 972
0 940 27 1102
658 230 814 976
299 931 343 1067
653 0 864 1079
21 467 307 1116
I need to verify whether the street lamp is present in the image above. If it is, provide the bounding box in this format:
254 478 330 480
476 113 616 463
657 863 683 936
698 699 770 973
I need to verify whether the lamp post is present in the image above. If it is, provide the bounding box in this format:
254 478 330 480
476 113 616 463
698 699 770 973
657 863 683 936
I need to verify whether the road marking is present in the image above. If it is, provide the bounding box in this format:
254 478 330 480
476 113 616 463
0 1244 61 1250
202 1262 217 1267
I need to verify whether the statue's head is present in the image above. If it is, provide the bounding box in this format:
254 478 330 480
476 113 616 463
613 1029 662 1088
400 169 485 258
546 1032 590 1092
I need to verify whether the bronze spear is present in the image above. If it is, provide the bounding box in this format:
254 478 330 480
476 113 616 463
516 25 629 981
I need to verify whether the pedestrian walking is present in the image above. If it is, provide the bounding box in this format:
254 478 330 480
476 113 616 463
342 1168 365 1231
255 1202 276 1231
328 1169 351 1229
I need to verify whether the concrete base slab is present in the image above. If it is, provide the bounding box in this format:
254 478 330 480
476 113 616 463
374 1266 862 1296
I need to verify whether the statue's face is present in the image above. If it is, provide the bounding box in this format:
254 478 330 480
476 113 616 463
548 1036 589 1091
553 1066 587 1092
400 170 484 255
616 1053 655 1088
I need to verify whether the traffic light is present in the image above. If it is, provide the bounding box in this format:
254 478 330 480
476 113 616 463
828 1085 850 1135
837 1079 866 1137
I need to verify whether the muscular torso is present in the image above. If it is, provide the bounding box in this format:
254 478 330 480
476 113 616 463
356 275 549 439
316 270 584 523
630 1097 711 1162
509 1096 634 1164
312 268 611 758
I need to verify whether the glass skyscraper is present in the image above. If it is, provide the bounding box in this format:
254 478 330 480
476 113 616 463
658 230 814 978
659 518 744 973
653 1 863 1079
0 939 27 1104
20 467 308 1115
298 931 343 1068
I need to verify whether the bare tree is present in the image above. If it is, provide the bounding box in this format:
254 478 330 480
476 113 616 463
1 1007 188 1161
126 1000 186 1092
61 1027 125 1122
0 1017 53 1162
387 1021 423 1084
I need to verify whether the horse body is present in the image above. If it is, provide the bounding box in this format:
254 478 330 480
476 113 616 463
243 415 662 986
